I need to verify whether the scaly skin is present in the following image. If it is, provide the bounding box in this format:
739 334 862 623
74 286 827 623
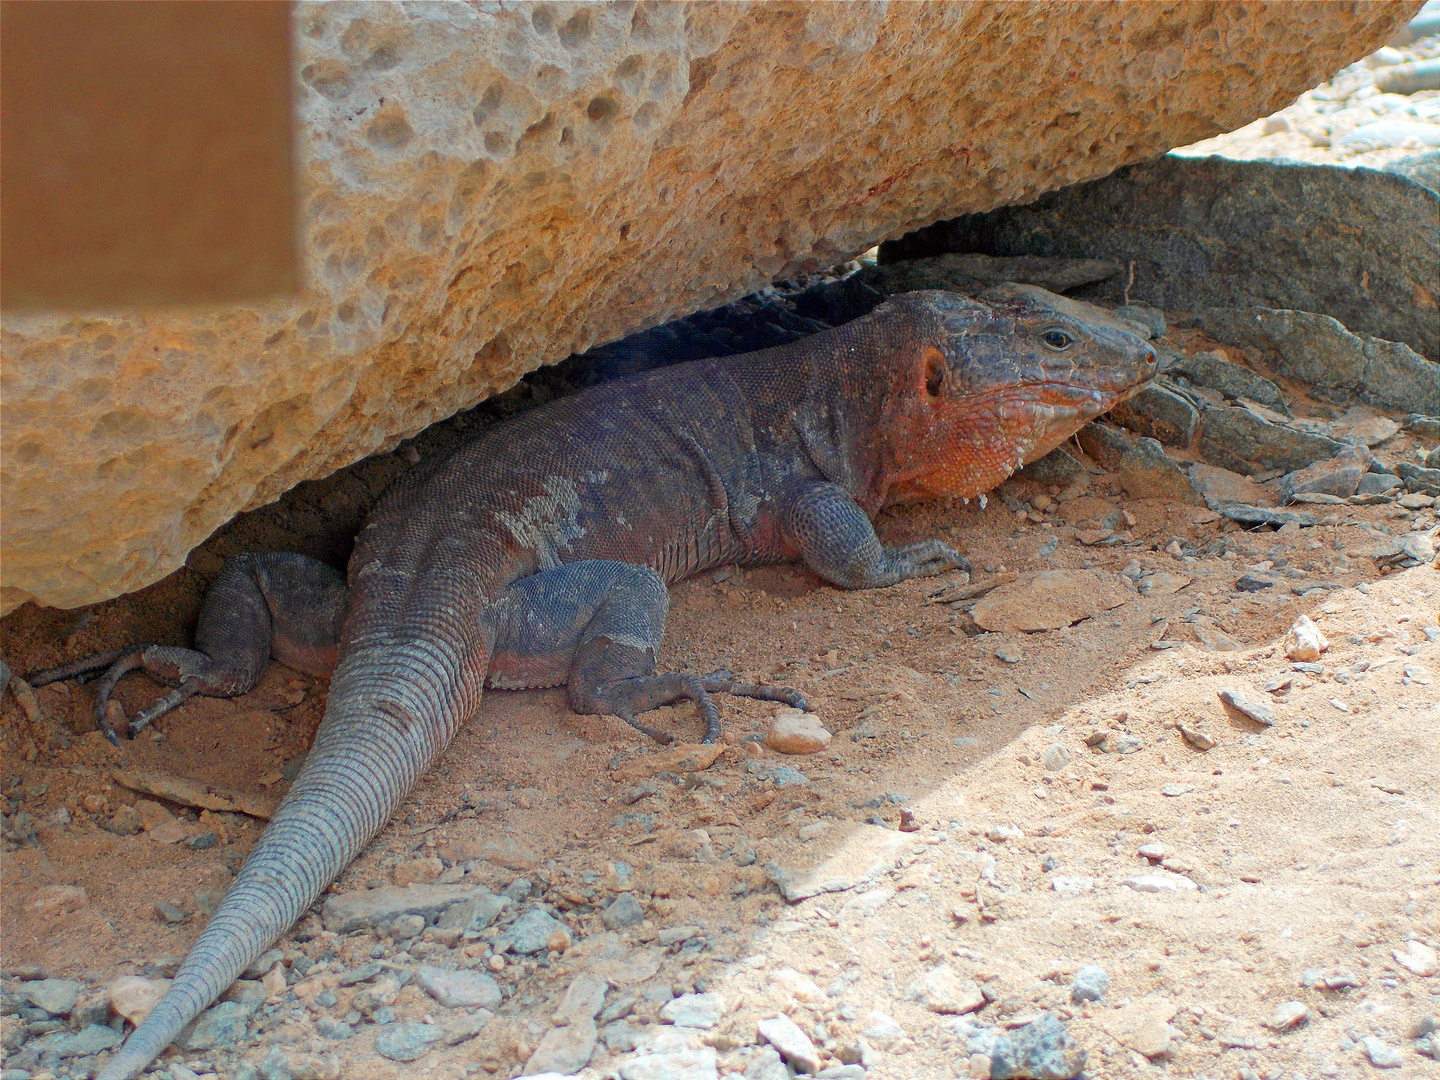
55 285 1154 1079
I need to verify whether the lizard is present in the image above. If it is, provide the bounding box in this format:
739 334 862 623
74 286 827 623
28 283 1156 1080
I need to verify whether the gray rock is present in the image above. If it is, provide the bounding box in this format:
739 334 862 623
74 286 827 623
660 992 727 1029
1279 446 1371 501
321 884 498 934
888 155 1438 359
859 252 1123 301
1070 965 1110 1003
555 972 609 1024
176 1000 258 1050
1398 462 1440 495
1113 303 1166 338
524 1017 598 1075
1208 501 1318 528
744 1046 791 1080
1016 447 1088 485
599 993 636 1024
35 1024 121 1059
20 979 80 1016
619 1046 720 1080
1360 1035 1404 1068
1198 403 1347 476
259 1047 292 1080
1218 688 1275 726
1201 307 1440 415
603 1019 644 1052
1077 421 1134 470
988 1013 1088 1079
1356 472 1404 496
435 887 509 932
415 966 501 1010
1117 438 1201 504
1042 743 1070 771
373 1022 443 1062
602 891 645 930
441 1010 490 1046
496 908 565 955
757 1013 823 1072
337 961 384 987
1164 350 1289 414
907 964 985 1014
1110 384 1201 446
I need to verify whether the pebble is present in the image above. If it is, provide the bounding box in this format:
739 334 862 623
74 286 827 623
744 1047 791 1080
21 979 80 1016
373 1022 443 1062
1360 1034 1404 1068
36 1023 121 1058
602 891 645 930
555 972 608 1024
321 882 499 934
988 1013 1088 1079
415 965 501 1010
108 976 171 1026
1050 876 1094 897
337 961 383 987
1121 873 1197 893
1393 939 1439 977
660 991 727 1028
177 1000 257 1050
1268 1001 1309 1031
1041 743 1070 771
765 710 832 755
603 1019 643 1052
757 1014 823 1072
986 823 1024 842
497 908 566 954
994 645 1023 663
524 1017 598 1075
1179 724 1216 750
1218 687 1275 726
1284 614 1329 661
1071 964 1110 1002
617 1045 719 1080
1108 1001 1175 1060
906 964 985 1014
392 856 444 887
860 1009 905 1049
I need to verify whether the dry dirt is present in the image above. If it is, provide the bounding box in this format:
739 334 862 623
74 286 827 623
2 349 1438 1079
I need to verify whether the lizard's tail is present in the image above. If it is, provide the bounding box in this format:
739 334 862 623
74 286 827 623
97 648 477 1080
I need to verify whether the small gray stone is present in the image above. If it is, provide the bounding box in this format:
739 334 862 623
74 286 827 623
1219 688 1275 726
259 1047 292 1080
416 966 501 1010
37 1023 121 1059
321 883 497 934
1355 472 1404 496
1111 384 1200 447
1267 1001 1308 1031
524 1018 598 1075
660 992 726 1029
989 1013 1088 1079
176 1000 258 1050
555 972 609 1024
1071 965 1110 1003
1118 437 1202 503
757 1013 822 1072
21 978 80 1016
337 961 383 987
602 891 645 930
1041 743 1070 771
242 949 285 979
1360 1035 1404 1068
391 913 425 939
603 1019 644 1052
619 1046 720 1080
995 645 1023 664
436 888 509 932
745 1047 790 1080
497 908 565 955
1114 303 1166 338
373 1022 443 1062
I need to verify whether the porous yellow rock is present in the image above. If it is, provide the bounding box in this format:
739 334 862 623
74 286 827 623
0 2 1416 612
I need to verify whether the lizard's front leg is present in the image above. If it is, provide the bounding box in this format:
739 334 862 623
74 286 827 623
490 560 804 745
782 481 970 588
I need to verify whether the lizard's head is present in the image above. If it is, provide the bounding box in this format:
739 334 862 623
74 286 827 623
878 285 1157 501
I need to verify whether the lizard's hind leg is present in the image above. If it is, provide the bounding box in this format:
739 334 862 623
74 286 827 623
492 561 804 746
27 553 347 744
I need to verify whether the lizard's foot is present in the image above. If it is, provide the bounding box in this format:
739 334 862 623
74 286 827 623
31 644 244 745
576 668 804 746
698 669 806 712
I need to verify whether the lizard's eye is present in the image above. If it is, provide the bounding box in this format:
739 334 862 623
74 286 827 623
1042 330 1073 351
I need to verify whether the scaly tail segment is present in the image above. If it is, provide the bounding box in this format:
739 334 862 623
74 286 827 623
96 645 481 1080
